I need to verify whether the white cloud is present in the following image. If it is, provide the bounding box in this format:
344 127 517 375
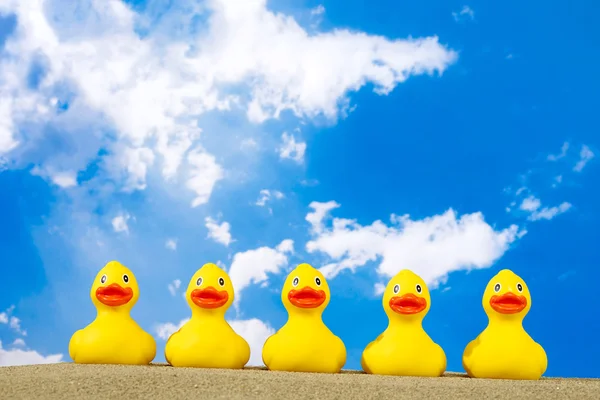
0 340 63 367
116 146 156 192
168 279 181 296
9 316 26 336
255 189 284 207
552 175 563 188
278 132 306 164
305 200 340 234
111 213 130 234
310 5 325 16
373 283 386 296
50 171 77 188
30 166 78 188
547 142 570 161
228 239 294 303
305 202 522 286
519 195 542 212
529 202 572 221
155 318 274 366
165 238 177 250
0 306 26 336
452 6 475 22
186 149 225 208
12 338 26 347
309 5 326 28
573 144 594 172
519 195 572 221
229 318 275 366
155 319 189 341
205 216 233 246
0 97 19 154
0 0 456 200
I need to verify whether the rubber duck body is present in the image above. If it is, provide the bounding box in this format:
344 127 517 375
165 263 250 369
262 263 346 373
361 269 446 377
68 261 156 365
462 269 547 380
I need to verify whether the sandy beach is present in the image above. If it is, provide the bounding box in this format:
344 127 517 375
0 363 598 400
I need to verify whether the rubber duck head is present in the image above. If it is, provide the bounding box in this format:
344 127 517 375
282 263 330 315
482 269 531 321
383 269 431 323
186 263 234 316
91 261 139 312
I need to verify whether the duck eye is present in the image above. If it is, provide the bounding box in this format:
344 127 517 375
292 277 299 287
315 277 321 286
517 283 523 292
122 274 129 283
494 283 501 292
218 277 225 287
415 284 422 294
393 284 400 294
100 274 107 284
196 277 203 286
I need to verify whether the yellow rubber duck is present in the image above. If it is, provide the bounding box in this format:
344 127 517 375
165 263 250 368
462 269 547 380
361 269 446 376
262 263 346 373
69 261 156 364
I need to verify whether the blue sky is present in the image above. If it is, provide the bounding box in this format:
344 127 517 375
0 0 599 377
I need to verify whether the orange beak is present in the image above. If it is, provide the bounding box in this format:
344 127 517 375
490 292 527 314
191 287 229 309
288 286 326 308
95 283 134 307
389 293 427 315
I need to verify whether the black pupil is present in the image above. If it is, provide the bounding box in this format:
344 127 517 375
197 278 202 286
394 285 399 293
123 275 128 283
518 284 522 291
316 278 321 285
101 275 106 283
293 278 298 285
417 285 421 292
495 284 500 291
219 278 224 286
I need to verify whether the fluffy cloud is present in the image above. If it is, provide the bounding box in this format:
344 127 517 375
165 238 177 250
0 305 26 336
205 217 233 246
547 142 570 161
452 6 475 22
111 213 130 234
0 0 456 200
279 132 306 163
0 340 63 367
305 200 340 234
228 239 294 303
305 202 523 286
255 189 284 207
155 318 275 366
0 308 60 366
519 196 572 221
30 166 77 188
168 279 182 296
229 318 275 366
186 149 224 207
573 145 595 172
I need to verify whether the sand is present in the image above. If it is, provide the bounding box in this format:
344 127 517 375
0 363 598 400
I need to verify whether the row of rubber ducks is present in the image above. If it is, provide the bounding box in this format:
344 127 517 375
69 261 548 380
